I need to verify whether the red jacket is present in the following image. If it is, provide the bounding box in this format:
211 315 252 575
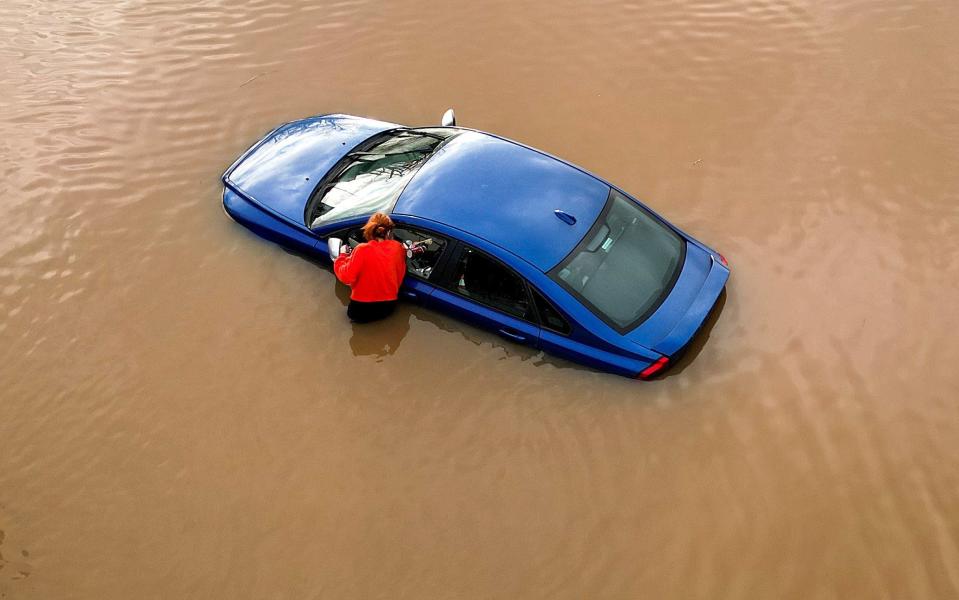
333 239 406 302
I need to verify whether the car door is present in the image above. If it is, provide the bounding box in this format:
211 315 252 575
430 243 541 347
527 286 592 364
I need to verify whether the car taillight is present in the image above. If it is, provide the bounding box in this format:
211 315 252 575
638 357 670 380
717 253 728 267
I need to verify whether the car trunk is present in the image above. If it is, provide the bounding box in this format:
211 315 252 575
626 242 729 356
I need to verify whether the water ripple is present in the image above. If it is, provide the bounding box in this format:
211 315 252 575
2 0 959 598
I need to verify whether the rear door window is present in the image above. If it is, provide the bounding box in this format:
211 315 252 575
447 246 533 320
531 288 571 335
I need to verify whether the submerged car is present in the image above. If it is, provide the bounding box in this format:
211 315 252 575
222 111 729 379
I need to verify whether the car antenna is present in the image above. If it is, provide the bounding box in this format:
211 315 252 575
554 210 576 225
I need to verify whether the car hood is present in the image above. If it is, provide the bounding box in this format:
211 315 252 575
626 242 729 356
223 114 398 226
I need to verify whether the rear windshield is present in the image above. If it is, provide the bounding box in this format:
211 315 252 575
550 190 685 331
306 128 456 228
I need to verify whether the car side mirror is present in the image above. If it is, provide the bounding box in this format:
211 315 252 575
441 108 456 127
327 237 343 260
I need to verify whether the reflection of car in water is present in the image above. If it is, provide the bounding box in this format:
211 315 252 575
222 111 729 379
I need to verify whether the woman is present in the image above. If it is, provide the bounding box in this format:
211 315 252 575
333 212 407 323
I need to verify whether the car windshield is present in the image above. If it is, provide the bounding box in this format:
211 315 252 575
308 128 456 228
551 190 686 331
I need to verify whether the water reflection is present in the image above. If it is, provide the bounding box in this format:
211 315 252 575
4 0 959 597
333 277 351 306
349 305 411 359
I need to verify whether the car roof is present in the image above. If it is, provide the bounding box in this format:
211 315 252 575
392 130 610 272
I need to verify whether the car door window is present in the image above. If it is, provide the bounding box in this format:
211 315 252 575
531 288 571 335
393 227 447 280
449 246 533 320
338 225 447 281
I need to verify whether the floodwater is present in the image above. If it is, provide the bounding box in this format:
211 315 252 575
1 0 958 597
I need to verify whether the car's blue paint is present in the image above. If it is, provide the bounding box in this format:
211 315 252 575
222 114 729 378
393 131 609 271
651 255 728 356
397 276 436 305
429 285 541 347
223 188 319 254
224 114 398 226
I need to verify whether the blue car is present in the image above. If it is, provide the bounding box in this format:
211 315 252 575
222 111 729 379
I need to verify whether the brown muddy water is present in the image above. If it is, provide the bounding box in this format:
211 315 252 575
2 0 958 598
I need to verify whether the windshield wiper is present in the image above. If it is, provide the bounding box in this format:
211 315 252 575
391 129 447 142
410 130 448 142
349 150 428 158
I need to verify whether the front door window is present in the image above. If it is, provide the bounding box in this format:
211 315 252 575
339 225 447 281
393 227 447 280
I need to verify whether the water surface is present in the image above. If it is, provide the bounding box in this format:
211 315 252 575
2 0 959 598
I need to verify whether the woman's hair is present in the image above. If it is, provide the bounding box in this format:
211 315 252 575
362 212 395 241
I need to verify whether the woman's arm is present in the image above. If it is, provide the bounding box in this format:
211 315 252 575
334 244 365 286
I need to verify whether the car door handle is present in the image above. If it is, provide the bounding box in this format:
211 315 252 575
497 328 528 343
